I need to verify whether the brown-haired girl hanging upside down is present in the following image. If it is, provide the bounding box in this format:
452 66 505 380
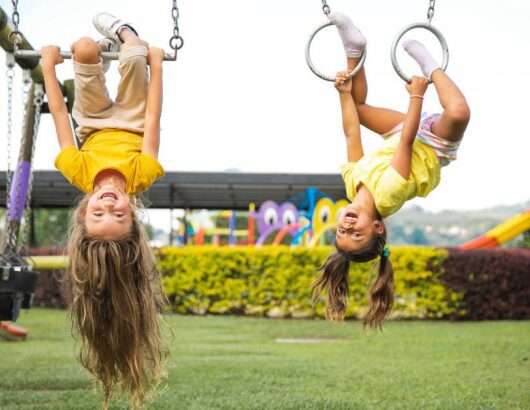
312 13 470 330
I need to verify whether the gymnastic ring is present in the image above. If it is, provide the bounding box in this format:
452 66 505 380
305 20 367 82
390 22 449 84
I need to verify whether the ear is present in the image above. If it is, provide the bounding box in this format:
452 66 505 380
373 220 384 235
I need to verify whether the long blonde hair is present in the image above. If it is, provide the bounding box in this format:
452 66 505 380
65 195 168 407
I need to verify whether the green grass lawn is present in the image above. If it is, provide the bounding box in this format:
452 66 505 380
1 309 529 410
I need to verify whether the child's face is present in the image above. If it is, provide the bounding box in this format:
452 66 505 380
335 203 383 252
85 184 133 240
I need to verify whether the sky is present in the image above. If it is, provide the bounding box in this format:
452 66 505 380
1 0 529 222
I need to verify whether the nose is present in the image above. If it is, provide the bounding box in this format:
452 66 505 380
102 201 114 210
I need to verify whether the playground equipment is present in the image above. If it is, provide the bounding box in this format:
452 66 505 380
306 0 448 83
0 4 43 321
182 188 347 247
305 0 366 82
0 1 184 322
254 201 301 245
0 320 28 341
4 1 183 62
459 209 530 250
390 0 448 83
308 197 349 246
193 209 254 246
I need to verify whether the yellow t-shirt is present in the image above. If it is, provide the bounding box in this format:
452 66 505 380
341 132 441 218
54 129 164 195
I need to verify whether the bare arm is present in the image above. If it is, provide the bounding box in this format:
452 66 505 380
142 47 164 159
40 46 76 150
390 76 428 179
336 72 363 162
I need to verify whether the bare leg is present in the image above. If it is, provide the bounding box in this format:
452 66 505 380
347 58 406 135
429 69 470 142
119 27 149 50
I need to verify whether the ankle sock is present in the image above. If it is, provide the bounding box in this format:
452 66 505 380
403 39 440 79
329 12 366 58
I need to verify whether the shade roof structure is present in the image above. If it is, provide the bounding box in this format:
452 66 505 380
0 171 346 210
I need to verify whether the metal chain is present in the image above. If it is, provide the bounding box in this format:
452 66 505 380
9 0 22 48
427 0 436 24
5 60 15 214
169 0 184 52
321 0 331 16
20 84 44 251
10 72 32 245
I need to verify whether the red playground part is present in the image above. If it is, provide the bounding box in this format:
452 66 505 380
0 321 28 341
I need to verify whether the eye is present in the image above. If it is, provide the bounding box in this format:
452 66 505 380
94 212 103 217
263 207 278 226
334 199 350 221
279 204 298 227
282 209 295 225
312 198 334 233
319 205 331 224
115 212 124 217
255 201 281 234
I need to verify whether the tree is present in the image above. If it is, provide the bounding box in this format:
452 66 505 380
516 230 530 248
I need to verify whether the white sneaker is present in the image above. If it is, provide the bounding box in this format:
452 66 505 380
92 12 138 44
97 38 119 73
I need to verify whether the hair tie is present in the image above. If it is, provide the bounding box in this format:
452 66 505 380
382 247 390 258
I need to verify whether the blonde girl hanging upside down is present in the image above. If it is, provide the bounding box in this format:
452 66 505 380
41 12 168 406
312 13 470 330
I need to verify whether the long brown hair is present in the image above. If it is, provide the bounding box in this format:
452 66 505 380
65 195 168 407
312 219 394 330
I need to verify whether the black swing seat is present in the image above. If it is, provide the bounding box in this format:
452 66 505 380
0 266 39 321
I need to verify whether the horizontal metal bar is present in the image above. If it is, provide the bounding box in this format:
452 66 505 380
14 49 177 61
26 256 68 270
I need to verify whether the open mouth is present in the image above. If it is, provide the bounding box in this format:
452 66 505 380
100 192 117 200
344 211 357 223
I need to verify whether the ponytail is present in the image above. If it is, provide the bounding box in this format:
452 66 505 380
312 251 351 322
362 249 394 330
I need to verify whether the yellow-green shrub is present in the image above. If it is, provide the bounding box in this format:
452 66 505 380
157 246 460 319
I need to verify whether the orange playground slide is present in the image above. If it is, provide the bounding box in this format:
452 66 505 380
459 209 530 249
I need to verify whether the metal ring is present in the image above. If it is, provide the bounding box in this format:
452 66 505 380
390 22 449 83
169 35 184 51
305 21 366 82
8 31 22 45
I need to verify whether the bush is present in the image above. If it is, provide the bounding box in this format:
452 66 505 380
440 248 530 320
158 246 456 319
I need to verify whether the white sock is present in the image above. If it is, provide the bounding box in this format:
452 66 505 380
403 39 440 79
329 12 366 58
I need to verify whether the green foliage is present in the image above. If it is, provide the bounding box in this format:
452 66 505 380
32 208 70 247
515 230 530 248
158 246 458 319
0 208 69 248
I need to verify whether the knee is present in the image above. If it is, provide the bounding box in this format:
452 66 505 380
121 37 149 50
71 37 100 64
446 100 471 127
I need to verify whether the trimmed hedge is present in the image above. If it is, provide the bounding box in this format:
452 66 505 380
28 246 530 320
440 248 530 320
158 246 459 319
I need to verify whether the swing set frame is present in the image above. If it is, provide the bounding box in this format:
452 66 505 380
0 1 183 322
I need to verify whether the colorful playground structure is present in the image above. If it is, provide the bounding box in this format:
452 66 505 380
459 209 530 250
187 188 349 247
